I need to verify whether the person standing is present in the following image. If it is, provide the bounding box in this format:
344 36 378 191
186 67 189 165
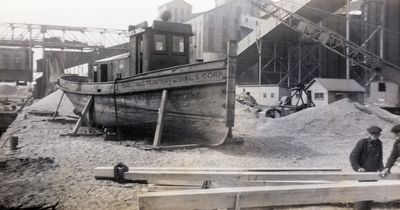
349 125 384 210
380 124 400 177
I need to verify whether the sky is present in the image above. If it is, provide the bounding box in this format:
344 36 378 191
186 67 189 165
0 0 215 29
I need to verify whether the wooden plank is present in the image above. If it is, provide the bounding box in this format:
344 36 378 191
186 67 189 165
52 91 64 120
153 90 167 147
146 184 202 192
72 95 93 134
97 170 399 182
94 168 398 182
139 181 400 210
94 167 342 179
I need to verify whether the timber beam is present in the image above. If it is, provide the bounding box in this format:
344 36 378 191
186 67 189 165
94 167 399 182
138 180 400 210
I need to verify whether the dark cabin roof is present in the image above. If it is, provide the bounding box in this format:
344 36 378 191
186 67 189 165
152 20 192 35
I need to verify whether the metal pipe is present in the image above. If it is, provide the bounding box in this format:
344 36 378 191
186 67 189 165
298 42 301 83
346 0 351 79
287 44 291 87
257 39 263 85
380 0 386 59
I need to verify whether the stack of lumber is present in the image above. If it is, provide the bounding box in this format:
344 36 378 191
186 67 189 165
94 166 400 210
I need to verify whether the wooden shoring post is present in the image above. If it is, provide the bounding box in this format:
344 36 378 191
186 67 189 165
153 89 168 147
226 40 237 131
234 192 241 210
72 95 94 134
52 91 65 120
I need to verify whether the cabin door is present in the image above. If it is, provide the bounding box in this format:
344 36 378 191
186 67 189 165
100 64 108 82
136 35 143 75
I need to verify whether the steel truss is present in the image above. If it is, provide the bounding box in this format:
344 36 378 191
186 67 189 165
256 39 321 87
0 22 128 50
248 0 400 85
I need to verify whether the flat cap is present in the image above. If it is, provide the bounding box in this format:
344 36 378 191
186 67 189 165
367 125 382 134
391 124 400 133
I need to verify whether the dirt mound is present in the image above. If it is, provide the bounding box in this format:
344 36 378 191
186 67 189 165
0 157 56 174
235 98 400 137
0 157 59 209
25 89 74 116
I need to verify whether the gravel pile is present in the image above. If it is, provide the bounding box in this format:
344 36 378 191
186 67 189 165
25 89 74 116
235 98 400 137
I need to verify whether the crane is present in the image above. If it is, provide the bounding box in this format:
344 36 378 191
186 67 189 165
248 0 400 86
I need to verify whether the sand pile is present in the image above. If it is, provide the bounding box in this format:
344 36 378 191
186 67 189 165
235 98 400 137
25 89 74 116
235 101 261 118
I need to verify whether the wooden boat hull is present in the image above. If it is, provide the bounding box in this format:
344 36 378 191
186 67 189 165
59 59 236 146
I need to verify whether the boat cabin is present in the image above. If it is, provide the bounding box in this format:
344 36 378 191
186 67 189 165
89 20 192 82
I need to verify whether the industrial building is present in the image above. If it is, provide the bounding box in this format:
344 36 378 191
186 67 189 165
0 47 32 82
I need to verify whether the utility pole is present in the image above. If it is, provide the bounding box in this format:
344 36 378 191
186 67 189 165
346 0 351 79
257 39 263 85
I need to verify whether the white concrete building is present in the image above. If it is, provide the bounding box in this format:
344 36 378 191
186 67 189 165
293 78 365 107
185 0 260 62
367 80 399 107
236 84 290 106
157 0 193 23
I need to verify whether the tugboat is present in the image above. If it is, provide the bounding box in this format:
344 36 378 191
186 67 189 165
58 18 237 146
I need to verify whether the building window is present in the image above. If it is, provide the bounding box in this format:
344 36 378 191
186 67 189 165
270 93 275 98
378 82 386 92
263 93 267 98
15 54 22 69
154 34 166 52
3 54 10 68
172 36 185 53
314 92 324 100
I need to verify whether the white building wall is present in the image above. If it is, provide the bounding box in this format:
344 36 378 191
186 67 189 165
293 82 329 107
186 0 260 62
367 81 400 107
236 85 290 106
158 0 192 23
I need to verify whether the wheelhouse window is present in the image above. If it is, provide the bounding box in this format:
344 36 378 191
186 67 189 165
172 36 185 53
154 34 166 52
314 92 324 100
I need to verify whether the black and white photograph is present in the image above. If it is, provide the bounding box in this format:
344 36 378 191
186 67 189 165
0 0 400 209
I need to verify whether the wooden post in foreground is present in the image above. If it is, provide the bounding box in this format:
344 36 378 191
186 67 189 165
153 89 168 147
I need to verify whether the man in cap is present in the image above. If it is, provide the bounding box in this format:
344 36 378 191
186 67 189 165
349 125 384 210
380 124 400 177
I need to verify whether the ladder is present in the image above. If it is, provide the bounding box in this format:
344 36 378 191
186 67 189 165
248 0 400 85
